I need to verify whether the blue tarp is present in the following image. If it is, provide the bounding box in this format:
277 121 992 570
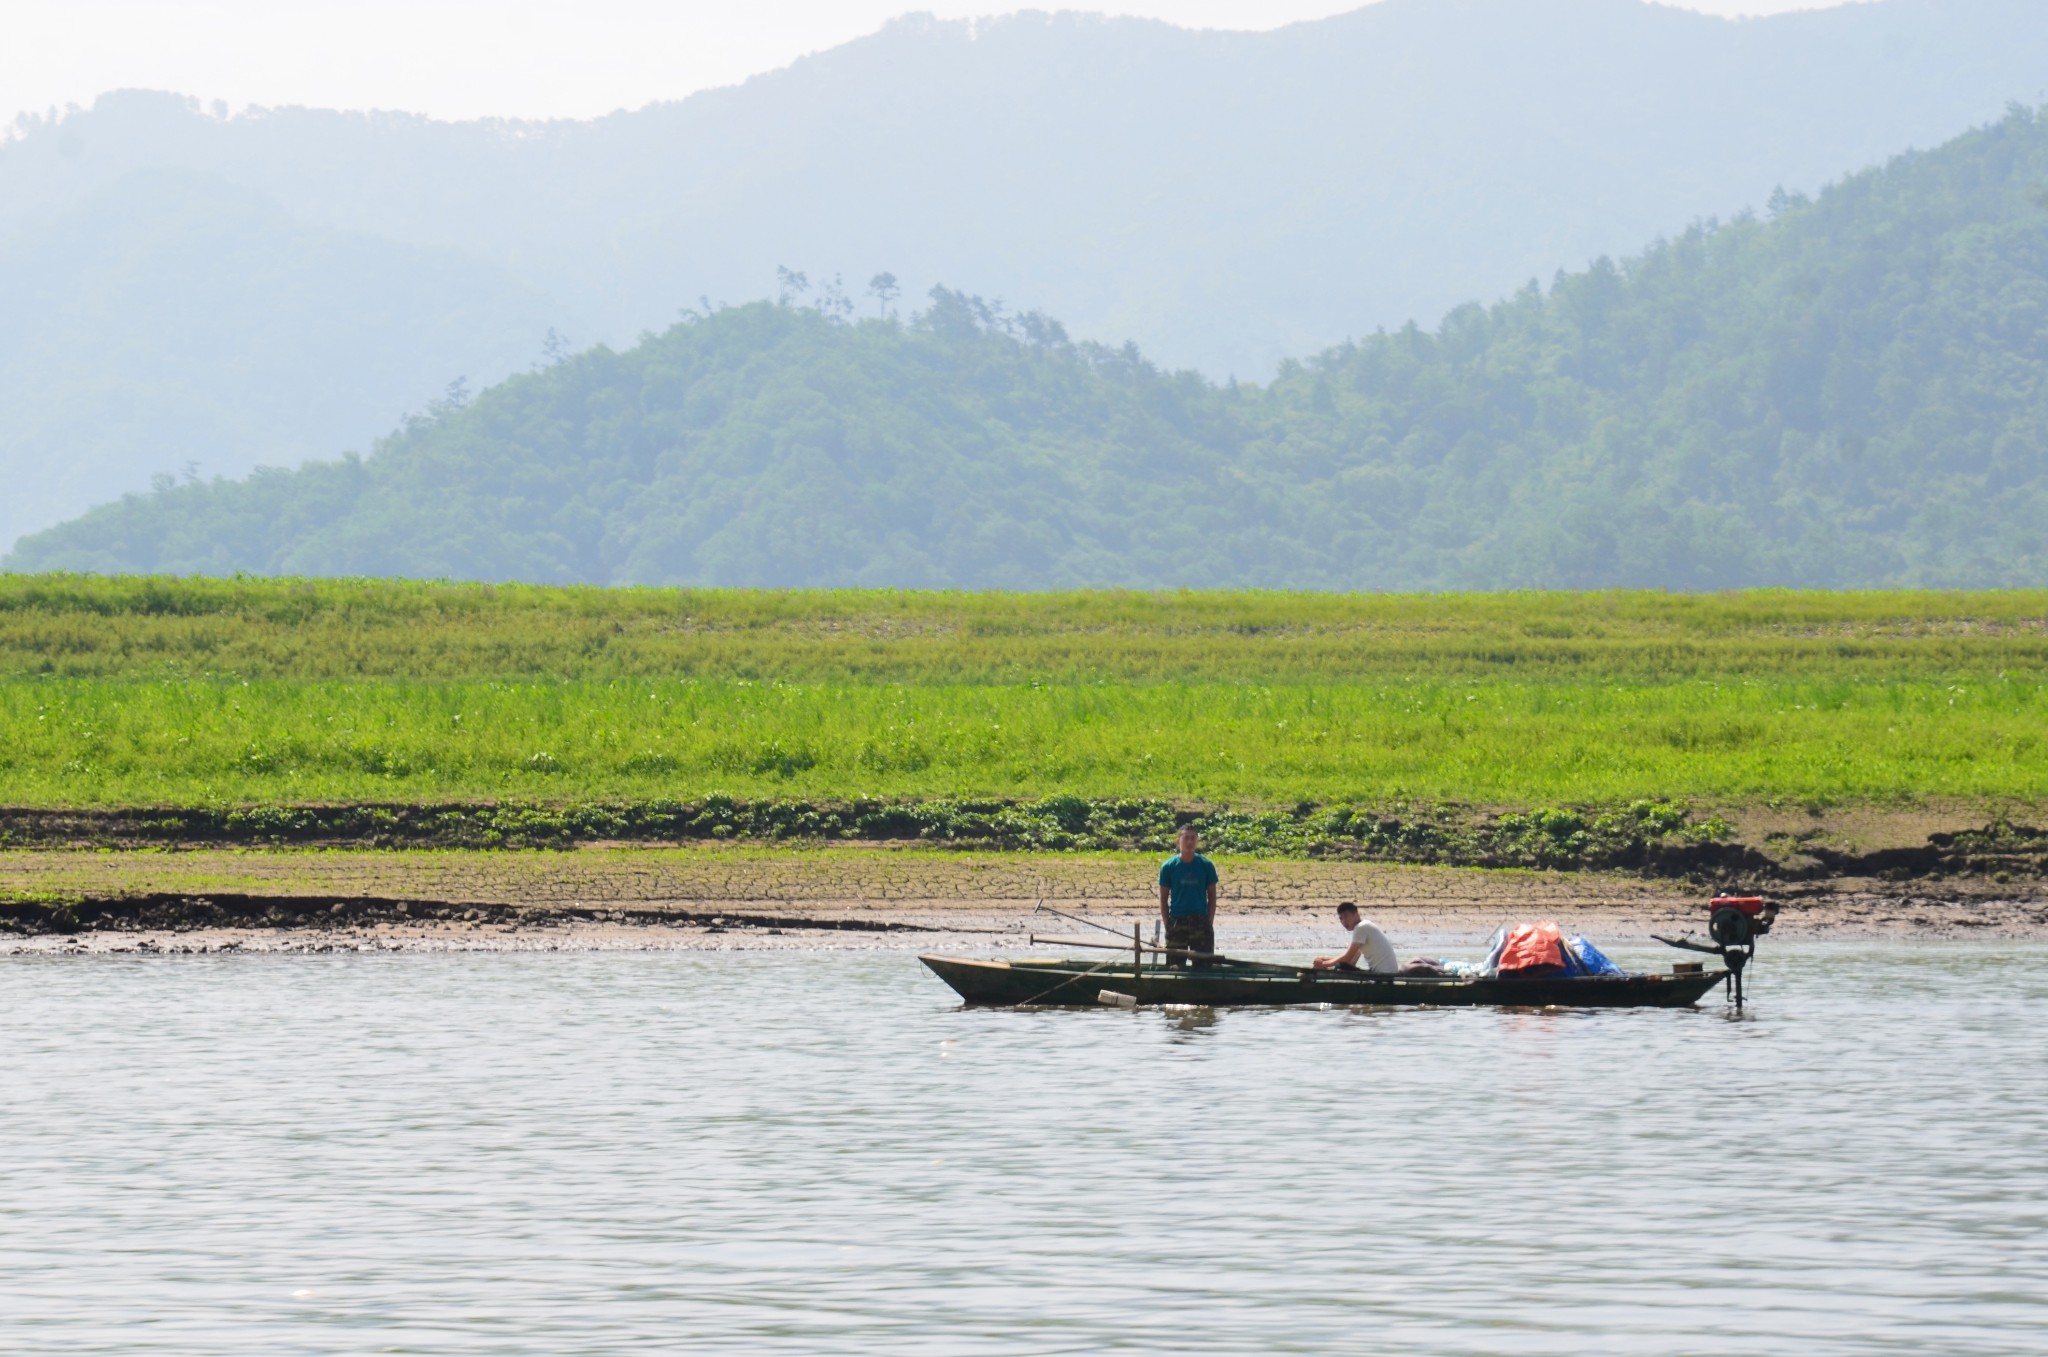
1566 936 1626 977
1558 939 1587 977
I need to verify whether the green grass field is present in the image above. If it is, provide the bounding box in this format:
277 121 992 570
2 576 2044 810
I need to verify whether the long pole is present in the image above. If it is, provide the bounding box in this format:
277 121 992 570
1035 901 1134 940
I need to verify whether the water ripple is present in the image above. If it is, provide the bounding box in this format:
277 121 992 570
2 943 2044 1354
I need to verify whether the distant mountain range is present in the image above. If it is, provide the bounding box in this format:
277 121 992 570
3 0 2047 554
15 107 2045 588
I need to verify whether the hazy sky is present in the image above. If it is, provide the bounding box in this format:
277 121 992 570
7 1 1859 128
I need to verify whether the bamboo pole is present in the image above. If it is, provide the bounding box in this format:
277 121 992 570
1027 933 1232 964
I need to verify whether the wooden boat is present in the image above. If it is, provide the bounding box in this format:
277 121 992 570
920 953 1730 1009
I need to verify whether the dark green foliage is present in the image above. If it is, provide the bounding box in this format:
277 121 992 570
28 795 2045 880
10 291 1232 586
12 109 2048 587
0 794 1743 870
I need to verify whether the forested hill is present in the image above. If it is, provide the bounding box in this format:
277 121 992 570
12 109 2048 589
6 0 2048 552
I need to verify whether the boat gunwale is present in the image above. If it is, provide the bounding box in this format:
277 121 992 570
918 953 1731 1009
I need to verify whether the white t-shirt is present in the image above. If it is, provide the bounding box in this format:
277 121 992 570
1349 921 1399 973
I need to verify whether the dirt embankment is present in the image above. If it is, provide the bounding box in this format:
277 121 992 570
3 846 2044 948
0 893 933 938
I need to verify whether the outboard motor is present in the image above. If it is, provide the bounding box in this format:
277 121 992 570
1656 895 1777 1005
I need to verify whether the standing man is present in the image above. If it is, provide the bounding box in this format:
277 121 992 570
1158 824 1219 967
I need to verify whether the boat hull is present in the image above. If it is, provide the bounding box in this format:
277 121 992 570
920 955 1729 1009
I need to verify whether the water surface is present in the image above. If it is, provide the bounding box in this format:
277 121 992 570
3 943 2044 1354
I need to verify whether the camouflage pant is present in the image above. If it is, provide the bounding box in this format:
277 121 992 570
1165 913 1214 967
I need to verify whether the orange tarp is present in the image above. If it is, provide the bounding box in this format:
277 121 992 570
1497 920 1565 976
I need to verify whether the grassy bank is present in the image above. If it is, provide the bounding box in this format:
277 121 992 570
2 577 2045 820
8 576 2048 683
4 676 2044 807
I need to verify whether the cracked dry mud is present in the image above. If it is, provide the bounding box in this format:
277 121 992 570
2 846 2042 955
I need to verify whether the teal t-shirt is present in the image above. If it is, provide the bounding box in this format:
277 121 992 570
1159 853 1219 916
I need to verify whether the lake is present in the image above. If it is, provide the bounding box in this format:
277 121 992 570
2 942 2043 1354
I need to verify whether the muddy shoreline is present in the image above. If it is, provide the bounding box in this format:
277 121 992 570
5 881 2044 955
6 840 2045 954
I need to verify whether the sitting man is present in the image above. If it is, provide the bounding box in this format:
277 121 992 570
1312 901 1399 973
